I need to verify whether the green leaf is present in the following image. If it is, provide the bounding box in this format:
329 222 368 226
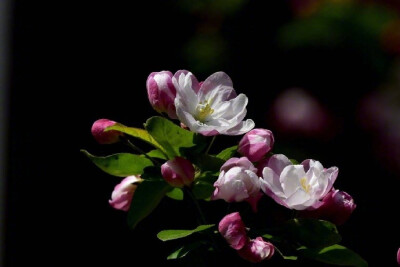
166 187 184 200
284 255 298 260
145 116 206 158
298 245 368 267
157 224 215 241
127 179 170 229
106 123 166 153
167 241 203 260
192 171 219 200
146 149 168 160
192 181 215 200
216 145 238 160
191 154 225 172
284 218 341 248
261 233 283 243
290 159 299 164
81 150 153 177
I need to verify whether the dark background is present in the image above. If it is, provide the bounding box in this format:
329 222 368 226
7 0 400 266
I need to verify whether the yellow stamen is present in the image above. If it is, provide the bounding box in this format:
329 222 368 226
196 101 214 122
300 177 311 194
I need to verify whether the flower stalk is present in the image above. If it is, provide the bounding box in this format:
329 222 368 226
184 187 207 225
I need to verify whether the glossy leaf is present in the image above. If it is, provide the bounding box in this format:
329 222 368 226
157 224 215 241
166 187 184 200
192 171 219 200
145 116 206 158
167 241 203 260
192 181 215 200
106 123 166 153
146 149 168 160
298 245 368 267
261 233 283 243
191 154 225 172
216 145 238 160
81 150 153 177
284 218 341 248
127 179 170 229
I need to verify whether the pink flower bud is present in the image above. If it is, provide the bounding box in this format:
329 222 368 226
109 175 142 211
218 212 248 250
238 129 274 162
220 157 258 173
238 237 275 263
212 157 262 212
91 119 123 144
146 71 177 119
300 189 356 225
161 157 195 187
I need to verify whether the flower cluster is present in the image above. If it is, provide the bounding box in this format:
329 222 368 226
84 70 365 266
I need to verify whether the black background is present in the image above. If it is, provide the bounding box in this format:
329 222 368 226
7 0 400 266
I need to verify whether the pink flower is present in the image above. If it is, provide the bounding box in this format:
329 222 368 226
300 189 356 225
218 212 248 250
212 157 262 212
173 70 254 136
91 119 123 144
109 175 142 211
161 157 195 187
238 128 274 162
260 154 338 210
146 71 177 119
238 237 275 263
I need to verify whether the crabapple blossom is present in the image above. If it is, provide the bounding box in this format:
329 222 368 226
300 189 356 225
238 128 274 162
260 154 338 210
161 157 195 187
212 157 262 212
91 119 123 144
109 175 142 211
146 71 177 119
173 70 255 136
218 212 248 250
238 237 275 263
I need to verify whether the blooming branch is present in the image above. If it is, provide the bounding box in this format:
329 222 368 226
82 69 366 266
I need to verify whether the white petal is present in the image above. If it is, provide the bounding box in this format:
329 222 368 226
280 165 306 197
225 168 250 201
198 72 234 100
222 94 248 122
175 104 199 131
222 119 255 135
243 170 261 196
266 154 292 175
208 86 237 107
209 101 231 120
320 167 338 197
173 73 198 114
310 160 323 171
285 189 311 210
261 167 285 197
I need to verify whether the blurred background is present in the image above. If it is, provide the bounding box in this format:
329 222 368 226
6 0 400 266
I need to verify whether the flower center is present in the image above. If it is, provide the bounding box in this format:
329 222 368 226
196 101 214 122
300 177 311 194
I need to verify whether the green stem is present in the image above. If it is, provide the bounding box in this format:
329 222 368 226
184 188 222 253
122 137 160 166
184 187 207 225
205 136 216 154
